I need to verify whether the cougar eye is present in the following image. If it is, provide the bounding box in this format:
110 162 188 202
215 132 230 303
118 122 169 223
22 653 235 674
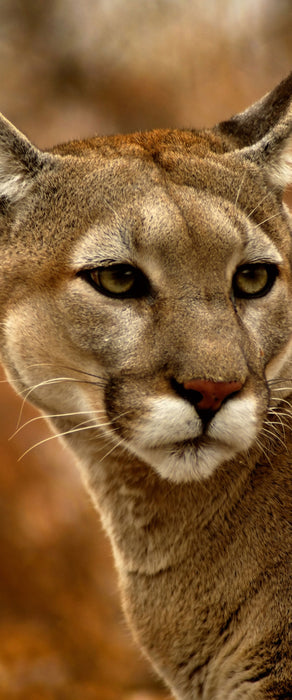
233 263 278 299
83 264 149 298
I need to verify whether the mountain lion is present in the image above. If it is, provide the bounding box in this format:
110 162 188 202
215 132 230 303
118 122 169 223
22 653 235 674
0 74 292 699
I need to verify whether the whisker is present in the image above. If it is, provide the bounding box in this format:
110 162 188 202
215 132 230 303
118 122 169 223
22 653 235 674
98 437 127 463
269 411 292 419
269 387 292 395
260 425 287 451
266 416 287 437
24 362 106 383
267 416 286 427
13 406 132 439
234 172 247 206
16 375 104 428
255 437 275 464
267 416 292 432
261 425 279 440
18 421 114 461
62 366 106 382
268 387 292 393
253 212 282 229
270 401 292 408
246 190 276 219
270 397 292 409
10 409 106 438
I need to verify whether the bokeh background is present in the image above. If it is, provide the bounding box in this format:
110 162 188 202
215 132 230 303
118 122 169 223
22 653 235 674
0 1 291 698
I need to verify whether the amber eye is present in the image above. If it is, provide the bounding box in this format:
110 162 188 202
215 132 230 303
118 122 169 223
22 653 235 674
233 263 278 299
83 264 149 298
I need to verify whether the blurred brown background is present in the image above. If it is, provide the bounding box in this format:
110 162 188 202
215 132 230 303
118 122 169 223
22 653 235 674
0 1 291 698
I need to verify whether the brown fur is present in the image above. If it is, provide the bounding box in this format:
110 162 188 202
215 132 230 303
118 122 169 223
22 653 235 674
0 74 292 698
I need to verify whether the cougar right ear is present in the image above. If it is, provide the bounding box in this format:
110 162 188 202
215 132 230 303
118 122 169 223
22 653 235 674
216 73 292 191
216 73 292 149
0 114 50 204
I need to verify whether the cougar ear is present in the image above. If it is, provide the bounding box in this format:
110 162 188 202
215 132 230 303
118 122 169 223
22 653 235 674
216 73 292 190
0 114 49 203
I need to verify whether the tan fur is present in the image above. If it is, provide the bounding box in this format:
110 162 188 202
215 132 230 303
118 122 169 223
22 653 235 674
0 74 292 698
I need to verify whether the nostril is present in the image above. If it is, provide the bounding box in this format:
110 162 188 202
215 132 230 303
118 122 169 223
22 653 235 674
185 389 204 406
171 379 202 408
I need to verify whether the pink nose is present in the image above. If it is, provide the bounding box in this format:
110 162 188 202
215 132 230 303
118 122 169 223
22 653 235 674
183 379 243 412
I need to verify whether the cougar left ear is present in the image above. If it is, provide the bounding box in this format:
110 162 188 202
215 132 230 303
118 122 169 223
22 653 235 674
0 114 50 203
216 72 292 191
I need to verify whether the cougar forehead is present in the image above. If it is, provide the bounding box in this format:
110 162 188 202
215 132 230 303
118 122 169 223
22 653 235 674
9 136 286 281
71 188 240 276
68 155 281 274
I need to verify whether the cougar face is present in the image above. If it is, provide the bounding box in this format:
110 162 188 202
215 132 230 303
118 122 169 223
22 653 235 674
1 140 291 483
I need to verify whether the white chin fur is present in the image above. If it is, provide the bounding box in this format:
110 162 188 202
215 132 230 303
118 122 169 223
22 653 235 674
129 442 235 483
127 395 258 483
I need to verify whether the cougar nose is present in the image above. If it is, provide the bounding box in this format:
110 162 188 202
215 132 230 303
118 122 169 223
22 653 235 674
183 379 243 412
173 378 243 422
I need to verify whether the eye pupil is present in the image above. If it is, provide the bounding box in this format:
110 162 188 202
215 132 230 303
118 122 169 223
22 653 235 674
99 267 135 293
233 263 277 299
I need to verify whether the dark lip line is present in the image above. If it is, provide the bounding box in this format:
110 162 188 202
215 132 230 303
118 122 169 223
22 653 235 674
140 435 217 451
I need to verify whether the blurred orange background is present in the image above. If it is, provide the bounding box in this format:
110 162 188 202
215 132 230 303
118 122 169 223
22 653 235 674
0 1 291 698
